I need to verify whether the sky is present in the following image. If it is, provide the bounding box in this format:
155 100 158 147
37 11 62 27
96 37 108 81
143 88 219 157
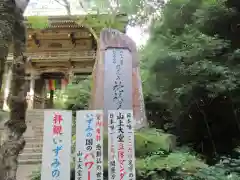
24 0 149 47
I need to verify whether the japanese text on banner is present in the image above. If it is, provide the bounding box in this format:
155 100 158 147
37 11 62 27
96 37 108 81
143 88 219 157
96 113 103 180
76 110 104 180
51 113 64 179
116 112 127 180
76 151 83 180
41 110 72 180
108 110 136 180
108 112 117 180
84 113 95 180
126 112 136 180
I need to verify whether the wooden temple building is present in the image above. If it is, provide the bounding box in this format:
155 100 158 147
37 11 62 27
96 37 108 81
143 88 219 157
3 14 128 110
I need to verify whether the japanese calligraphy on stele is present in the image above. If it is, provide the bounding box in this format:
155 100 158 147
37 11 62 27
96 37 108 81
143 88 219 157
41 110 72 180
108 110 136 180
104 48 133 115
76 110 104 180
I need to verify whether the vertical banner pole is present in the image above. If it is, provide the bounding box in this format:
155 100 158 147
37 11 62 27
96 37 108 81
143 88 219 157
75 110 104 180
108 110 136 180
41 110 72 180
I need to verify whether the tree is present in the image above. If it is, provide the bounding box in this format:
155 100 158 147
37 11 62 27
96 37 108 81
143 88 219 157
0 0 29 179
0 0 29 89
140 0 240 158
0 0 17 99
53 0 164 27
65 77 91 110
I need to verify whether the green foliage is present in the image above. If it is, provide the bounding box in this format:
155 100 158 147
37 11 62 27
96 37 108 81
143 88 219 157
141 0 240 111
185 155 240 180
140 0 240 169
134 128 176 156
64 77 91 110
53 90 67 109
138 148 207 171
26 13 128 31
53 76 92 110
30 169 41 180
68 128 207 179
194 0 236 33
26 16 49 29
75 14 128 30
71 128 176 159
86 0 164 25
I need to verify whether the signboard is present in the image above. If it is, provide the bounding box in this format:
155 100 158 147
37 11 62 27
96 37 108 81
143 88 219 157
101 29 134 122
75 110 104 180
41 110 72 180
90 28 147 129
108 110 136 180
104 48 133 112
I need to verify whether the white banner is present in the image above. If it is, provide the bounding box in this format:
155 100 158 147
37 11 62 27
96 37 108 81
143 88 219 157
75 110 104 180
41 110 72 180
108 110 136 180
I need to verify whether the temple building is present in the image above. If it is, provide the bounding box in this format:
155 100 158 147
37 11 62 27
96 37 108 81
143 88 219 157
0 14 130 179
3 14 128 110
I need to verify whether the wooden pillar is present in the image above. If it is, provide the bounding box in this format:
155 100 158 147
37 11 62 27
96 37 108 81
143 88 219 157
68 69 74 83
28 73 35 109
41 84 46 109
3 64 12 110
49 90 54 109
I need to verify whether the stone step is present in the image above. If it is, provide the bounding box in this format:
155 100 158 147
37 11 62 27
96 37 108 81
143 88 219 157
32 129 44 132
22 147 42 153
24 136 43 139
30 123 44 126
24 142 43 149
33 127 43 131
19 152 42 161
33 133 43 137
30 130 43 134
26 120 43 124
31 127 44 131
33 128 44 132
33 132 44 136
24 137 43 143
26 121 43 125
18 158 42 165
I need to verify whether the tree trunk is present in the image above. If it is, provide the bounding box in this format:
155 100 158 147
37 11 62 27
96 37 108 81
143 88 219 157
0 0 17 108
0 6 28 180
